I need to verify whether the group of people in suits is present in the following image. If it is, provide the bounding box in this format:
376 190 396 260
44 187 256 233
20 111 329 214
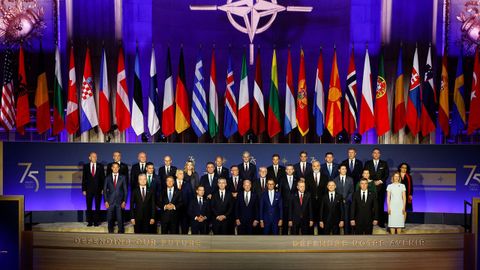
81 148 413 235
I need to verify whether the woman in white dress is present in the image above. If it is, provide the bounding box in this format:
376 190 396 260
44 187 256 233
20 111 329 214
387 172 406 234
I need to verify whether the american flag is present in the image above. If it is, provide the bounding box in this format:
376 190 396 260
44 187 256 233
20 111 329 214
1 50 15 130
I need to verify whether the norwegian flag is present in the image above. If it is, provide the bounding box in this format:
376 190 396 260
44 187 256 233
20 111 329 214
344 48 358 135
1 50 15 131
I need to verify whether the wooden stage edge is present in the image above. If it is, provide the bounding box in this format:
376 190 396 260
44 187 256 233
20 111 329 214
23 232 474 270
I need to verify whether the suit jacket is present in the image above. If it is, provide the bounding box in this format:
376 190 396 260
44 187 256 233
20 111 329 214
364 160 389 187
188 196 210 221
145 174 162 200
341 159 363 185
319 192 345 225
333 175 354 203
199 174 218 197
175 180 193 211
82 163 105 193
305 171 329 201
227 176 243 193
185 171 200 190
211 190 233 218
235 191 259 223
214 166 230 179
278 175 298 209
158 165 178 186
350 189 378 224
106 162 129 181
103 174 128 205
238 162 257 181
320 163 339 180
130 163 147 191
289 192 313 223
130 186 156 222
266 165 286 183
294 162 313 179
259 190 283 223
158 187 183 222
252 177 268 198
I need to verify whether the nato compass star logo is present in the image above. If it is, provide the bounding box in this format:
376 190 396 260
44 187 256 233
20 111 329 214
190 0 312 64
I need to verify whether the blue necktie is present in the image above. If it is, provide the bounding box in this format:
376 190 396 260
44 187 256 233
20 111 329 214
168 189 173 202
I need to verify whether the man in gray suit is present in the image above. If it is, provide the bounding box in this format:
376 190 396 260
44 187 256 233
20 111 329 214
104 162 128 233
334 164 354 234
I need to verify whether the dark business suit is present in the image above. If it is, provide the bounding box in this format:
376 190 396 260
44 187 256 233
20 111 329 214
227 176 243 193
199 173 218 198
188 196 210 234
320 192 345 235
235 191 259 235
214 166 230 179
259 190 283 235
350 189 378 235
278 175 297 235
130 163 147 193
321 163 339 180
294 162 312 179
266 165 286 184
334 175 354 234
341 158 363 188
130 186 156 234
364 159 389 227
104 174 128 233
211 190 233 235
158 187 183 234
289 192 313 235
253 177 268 198
82 163 105 225
175 180 192 234
106 162 129 183
305 171 329 234
238 162 257 181
158 165 177 187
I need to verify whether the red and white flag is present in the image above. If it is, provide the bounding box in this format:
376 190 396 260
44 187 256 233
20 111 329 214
115 46 131 132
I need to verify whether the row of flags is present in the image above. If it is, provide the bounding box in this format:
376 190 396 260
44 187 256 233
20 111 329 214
1 44 480 139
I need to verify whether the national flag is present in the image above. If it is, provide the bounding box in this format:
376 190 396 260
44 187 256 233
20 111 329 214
98 48 111 133
52 45 65 135
313 48 325 137
267 49 281 138
296 49 309 136
452 53 466 136
80 47 98 133
468 47 480 134
326 48 343 137
358 48 374 135
252 48 265 136
344 47 358 135
374 47 390 136
438 50 450 135
406 46 421 136
175 47 191 134
162 48 175 137
238 52 250 136
208 49 219 138
191 51 208 137
284 49 297 135
148 46 160 136
35 48 51 134
16 46 30 135
131 46 144 136
224 55 238 139
1 50 15 131
115 45 131 132
393 46 406 133
420 45 437 136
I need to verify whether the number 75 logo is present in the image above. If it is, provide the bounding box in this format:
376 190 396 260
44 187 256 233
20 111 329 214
18 163 39 192
464 165 480 186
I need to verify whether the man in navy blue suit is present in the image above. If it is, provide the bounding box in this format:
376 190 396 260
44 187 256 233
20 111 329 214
321 152 339 180
278 164 297 235
333 165 354 234
260 179 283 235
294 151 312 179
189 185 210 234
235 180 259 235
214 156 230 179
104 162 128 233
175 169 192 234
199 162 218 200
238 151 257 181
82 152 105 227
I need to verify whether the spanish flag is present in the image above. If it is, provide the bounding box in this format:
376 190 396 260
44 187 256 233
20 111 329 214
175 47 190 133
326 48 343 137
35 47 51 134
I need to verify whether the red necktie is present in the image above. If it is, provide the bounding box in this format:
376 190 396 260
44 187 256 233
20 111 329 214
91 164 95 176
113 174 117 188
300 193 303 205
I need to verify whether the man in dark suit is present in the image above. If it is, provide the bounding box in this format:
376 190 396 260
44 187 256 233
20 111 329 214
158 176 183 234
227 165 242 234
321 152 339 180
278 164 297 235
82 152 105 227
106 151 129 183
288 180 313 235
238 151 257 181
130 174 156 234
333 165 354 234
104 162 128 233
319 181 345 235
175 170 192 234
189 185 210 235
235 180 259 235
350 178 379 235
294 151 312 179
340 148 363 188
199 162 218 199
253 166 268 197
130 152 148 193
145 162 161 233
305 160 329 235
266 154 286 184
158 155 177 188
260 179 283 235
214 155 230 179
211 178 233 235
363 148 389 228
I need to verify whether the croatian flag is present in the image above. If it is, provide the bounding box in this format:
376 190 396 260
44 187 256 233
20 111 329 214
80 47 98 133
